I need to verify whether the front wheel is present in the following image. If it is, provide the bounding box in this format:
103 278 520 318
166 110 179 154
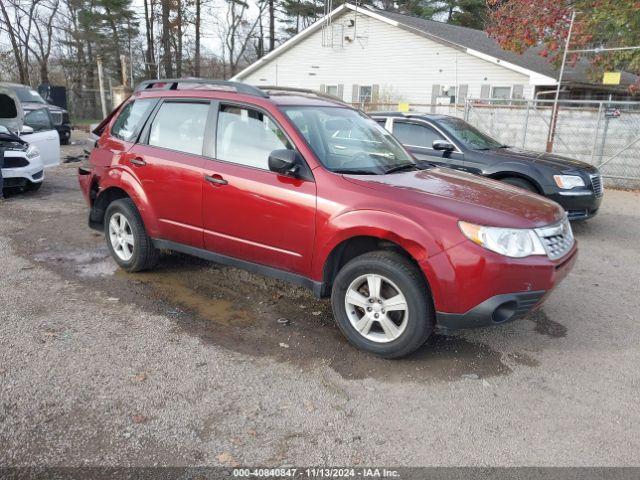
331 251 434 358
104 198 158 272
25 181 42 192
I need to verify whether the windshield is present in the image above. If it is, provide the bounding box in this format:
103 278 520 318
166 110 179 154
13 86 46 104
282 106 414 174
439 117 504 150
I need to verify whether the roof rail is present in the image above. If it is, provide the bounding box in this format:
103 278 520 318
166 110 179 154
134 78 269 98
258 85 346 103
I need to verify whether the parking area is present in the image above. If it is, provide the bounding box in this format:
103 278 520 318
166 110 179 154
1 131 639 466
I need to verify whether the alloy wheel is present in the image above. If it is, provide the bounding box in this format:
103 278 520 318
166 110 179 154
108 213 135 262
344 273 409 343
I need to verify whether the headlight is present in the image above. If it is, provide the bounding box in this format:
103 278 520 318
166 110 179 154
554 175 585 189
26 145 40 160
459 221 546 258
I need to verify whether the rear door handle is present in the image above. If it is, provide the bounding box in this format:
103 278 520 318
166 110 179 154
130 157 146 166
204 174 228 185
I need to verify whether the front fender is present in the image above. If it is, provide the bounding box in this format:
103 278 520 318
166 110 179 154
311 209 441 280
97 167 161 237
488 162 546 190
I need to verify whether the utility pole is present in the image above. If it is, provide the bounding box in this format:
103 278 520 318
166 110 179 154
97 56 107 119
128 18 134 88
546 10 576 153
268 0 275 52
120 54 128 87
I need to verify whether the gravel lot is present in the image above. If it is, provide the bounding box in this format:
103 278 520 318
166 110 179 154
1 131 639 467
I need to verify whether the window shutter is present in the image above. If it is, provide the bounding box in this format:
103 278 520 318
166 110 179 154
337 84 344 100
372 84 380 104
430 84 440 113
319 84 326 93
457 84 468 104
352 84 359 104
480 84 491 99
512 84 524 99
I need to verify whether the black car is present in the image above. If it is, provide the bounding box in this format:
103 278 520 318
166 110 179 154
373 113 603 220
1 83 71 145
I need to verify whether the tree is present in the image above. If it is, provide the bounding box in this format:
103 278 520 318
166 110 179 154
446 0 486 29
194 0 200 75
161 0 173 76
487 0 640 91
217 0 265 77
0 0 30 83
27 0 61 83
143 0 158 78
280 0 323 35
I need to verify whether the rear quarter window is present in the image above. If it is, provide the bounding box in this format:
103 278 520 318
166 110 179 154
110 98 156 142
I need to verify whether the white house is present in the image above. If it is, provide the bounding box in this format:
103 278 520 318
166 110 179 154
232 3 635 106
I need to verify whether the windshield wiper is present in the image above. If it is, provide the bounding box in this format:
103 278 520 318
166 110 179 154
383 163 418 174
333 168 378 175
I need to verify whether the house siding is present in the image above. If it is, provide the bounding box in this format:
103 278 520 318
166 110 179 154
238 10 535 104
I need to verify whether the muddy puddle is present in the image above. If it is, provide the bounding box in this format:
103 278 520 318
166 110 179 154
11 202 548 384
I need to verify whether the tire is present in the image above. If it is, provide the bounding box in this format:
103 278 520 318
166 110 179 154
104 198 159 272
331 250 434 359
60 138 70 145
25 182 42 192
501 177 538 193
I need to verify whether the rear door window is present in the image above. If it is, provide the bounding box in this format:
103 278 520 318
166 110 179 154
393 121 444 149
148 101 210 155
111 99 156 142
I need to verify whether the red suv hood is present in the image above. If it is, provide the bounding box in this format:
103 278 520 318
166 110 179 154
343 167 565 228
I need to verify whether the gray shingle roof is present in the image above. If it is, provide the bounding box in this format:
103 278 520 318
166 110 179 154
372 8 637 86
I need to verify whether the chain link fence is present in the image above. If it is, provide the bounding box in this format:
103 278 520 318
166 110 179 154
464 99 640 189
353 99 640 189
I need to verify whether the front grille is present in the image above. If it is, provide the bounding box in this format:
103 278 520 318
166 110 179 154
50 111 63 125
536 218 574 261
3 157 29 168
62 112 69 124
590 174 603 198
32 170 43 180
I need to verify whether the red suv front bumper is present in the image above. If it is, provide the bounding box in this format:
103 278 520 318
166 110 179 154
421 239 578 332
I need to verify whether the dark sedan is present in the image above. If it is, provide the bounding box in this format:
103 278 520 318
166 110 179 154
373 113 603 220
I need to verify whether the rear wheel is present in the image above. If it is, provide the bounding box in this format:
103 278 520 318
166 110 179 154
501 177 538 193
331 251 434 358
104 198 158 272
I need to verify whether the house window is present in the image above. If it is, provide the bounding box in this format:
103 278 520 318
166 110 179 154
326 85 338 97
359 86 372 104
491 86 512 100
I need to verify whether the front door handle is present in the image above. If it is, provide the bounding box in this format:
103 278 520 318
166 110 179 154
204 174 228 185
130 157 146 166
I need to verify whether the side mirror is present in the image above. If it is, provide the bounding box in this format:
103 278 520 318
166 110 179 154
269 149 301 176
433 140 454 151
20 125 34 135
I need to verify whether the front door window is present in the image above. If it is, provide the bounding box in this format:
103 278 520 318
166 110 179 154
393 122 444 149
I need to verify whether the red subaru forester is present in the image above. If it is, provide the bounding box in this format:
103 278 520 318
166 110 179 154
79 79 577 358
